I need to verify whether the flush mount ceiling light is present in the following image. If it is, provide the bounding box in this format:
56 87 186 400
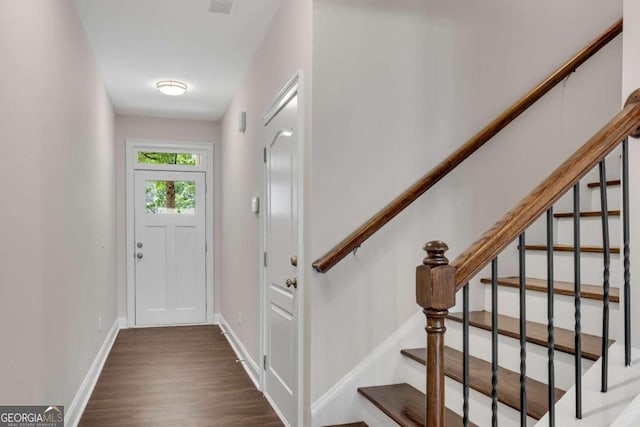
156 80 188 96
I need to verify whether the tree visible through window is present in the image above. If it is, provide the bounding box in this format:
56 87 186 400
145 180 195 214
138 152 199 214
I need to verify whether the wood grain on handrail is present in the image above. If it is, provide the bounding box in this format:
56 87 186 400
452 94 640 289
312 19 623 273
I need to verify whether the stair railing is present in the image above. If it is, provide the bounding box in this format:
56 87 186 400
417 89 640 427
313 19 623 274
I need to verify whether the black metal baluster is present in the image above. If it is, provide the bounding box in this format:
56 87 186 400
519 233 527 426
463 282 470 427
573 184 582 419
599 160 610 392
547 207 556 427
492 258 499 427
623 138 632 367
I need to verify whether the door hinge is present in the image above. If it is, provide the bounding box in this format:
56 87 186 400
263 147 267 163
263 251 268 267
263 355 267 370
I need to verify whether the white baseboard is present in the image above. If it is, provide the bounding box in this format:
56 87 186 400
264 390 293 427
311 310 425 426
66 318 120 427
216 314 261 389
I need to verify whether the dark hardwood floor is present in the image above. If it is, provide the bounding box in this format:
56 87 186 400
79 325 283 426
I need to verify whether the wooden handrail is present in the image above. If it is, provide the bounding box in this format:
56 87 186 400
313 18 623 274
452 89 640 289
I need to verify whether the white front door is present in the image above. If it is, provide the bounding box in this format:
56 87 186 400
264 89 299 426
134 170 206 326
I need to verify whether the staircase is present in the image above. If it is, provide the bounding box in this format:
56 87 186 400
315 19 640 427
350 175 622 426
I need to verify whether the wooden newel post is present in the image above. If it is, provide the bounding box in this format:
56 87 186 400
416 241 456 427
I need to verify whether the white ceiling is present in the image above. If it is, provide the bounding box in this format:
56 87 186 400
74 0 283 120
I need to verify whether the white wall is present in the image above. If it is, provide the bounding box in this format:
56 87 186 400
310 0 622 403
622 1 640 347
114 115 221 319
219 0 312 420
0 0 116 408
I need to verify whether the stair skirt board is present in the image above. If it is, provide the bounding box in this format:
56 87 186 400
611 392 640 427
310 311 426 427
536 343 640 427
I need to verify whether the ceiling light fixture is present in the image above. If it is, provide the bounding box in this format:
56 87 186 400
156 80 188 96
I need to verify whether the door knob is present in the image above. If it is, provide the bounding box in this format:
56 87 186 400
136 252 144 259
285 277 297 289
290 255 298 267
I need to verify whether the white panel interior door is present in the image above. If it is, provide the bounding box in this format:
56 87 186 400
265 92 299 426
134 170 206 326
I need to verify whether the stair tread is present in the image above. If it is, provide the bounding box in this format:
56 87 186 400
358 383 476 426
587 179 621 188
447 311 613 361
401 346 564 419
323 423 368 427
553 210 620 218
524 244 620 254
479 277 620 303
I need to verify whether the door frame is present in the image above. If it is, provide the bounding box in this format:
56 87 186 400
260 71 306 426
125 139 215 327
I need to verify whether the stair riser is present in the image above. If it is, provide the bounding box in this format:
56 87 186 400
446 320 594 391
484 285 621 339
525 251 622 285
444 377 537 427
590 185 621 211
556 216 621 246
360 398 398 427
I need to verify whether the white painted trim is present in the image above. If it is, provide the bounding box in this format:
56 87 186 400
131 143 208 171
611 392 640 427
294 71 308 427
66 318 120 427
264 391 293 427
125 139 215 327
311 310 424 419
217 314 261 389
261 72 302 125
260 71 306 427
